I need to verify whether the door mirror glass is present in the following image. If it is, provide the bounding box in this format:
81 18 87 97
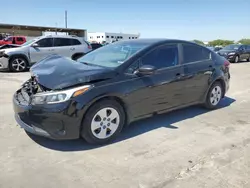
31 43 39 48
135 65 156 76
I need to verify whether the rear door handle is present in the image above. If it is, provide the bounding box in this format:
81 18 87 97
209 65 213 68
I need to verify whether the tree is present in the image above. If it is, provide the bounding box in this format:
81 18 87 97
208 39 234 47
193 40 204 45
238 39 250 45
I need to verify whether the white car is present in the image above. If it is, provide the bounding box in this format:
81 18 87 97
0 35 92 72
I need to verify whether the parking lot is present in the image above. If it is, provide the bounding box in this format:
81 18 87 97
0 62 250 188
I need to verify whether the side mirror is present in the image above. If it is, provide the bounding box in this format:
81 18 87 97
135 65 156 76
31 43 39 48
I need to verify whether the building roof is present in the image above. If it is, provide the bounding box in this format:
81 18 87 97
0 23 86 32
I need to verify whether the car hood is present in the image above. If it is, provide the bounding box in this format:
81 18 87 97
30 55 117 90
0 45 27 53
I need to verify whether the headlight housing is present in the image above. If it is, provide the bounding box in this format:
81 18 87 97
228 52 235 55
0 50 5 57
31 85 92 105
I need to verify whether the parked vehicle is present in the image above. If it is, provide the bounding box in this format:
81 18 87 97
13 39 230 144
214 47 223 52
0 36 26 45
90 43 103 50
207 46 223 52
0 44 20 50
0 35 92 72
217 44 250 63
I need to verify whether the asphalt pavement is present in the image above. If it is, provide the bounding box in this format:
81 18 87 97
0 61 250 188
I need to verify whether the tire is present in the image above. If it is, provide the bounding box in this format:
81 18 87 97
234 55 239 63
72 53 84 61
9 56 28 72
247 57 250 62
204 82 223 109
81 99 125 144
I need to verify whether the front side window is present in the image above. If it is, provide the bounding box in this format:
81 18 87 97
77 41 149 68
4 37 13 41
141 44 178 69
36 38 53 47
182 44 211 64
17 37 24 41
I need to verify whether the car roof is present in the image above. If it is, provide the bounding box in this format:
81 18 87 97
115 38 198 46
42 35 81 39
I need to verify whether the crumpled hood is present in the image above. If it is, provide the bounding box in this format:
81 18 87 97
30 55 117 90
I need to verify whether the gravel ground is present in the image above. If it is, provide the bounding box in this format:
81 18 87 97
0 61 250 188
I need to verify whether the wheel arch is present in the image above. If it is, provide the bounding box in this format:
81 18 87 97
79 95 131 134
8 54 30 66
204 77 226 102
71 53 85 60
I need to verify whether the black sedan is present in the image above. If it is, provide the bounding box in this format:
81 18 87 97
13 39 230 144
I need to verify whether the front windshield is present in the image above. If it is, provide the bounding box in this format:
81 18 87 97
77 41 149 68
222 44 241 50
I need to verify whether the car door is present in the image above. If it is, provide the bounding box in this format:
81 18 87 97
123 44 185 118
240 45 249 60
29 38 53 63
180 43 214 104
53 38 72 58
247 45 250 60
70 38 83 56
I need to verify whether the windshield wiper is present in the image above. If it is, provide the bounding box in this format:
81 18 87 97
81 62 106 68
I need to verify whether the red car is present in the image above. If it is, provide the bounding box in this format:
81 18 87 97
0 36 26 45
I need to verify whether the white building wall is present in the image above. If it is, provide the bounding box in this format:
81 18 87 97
88 32 140 43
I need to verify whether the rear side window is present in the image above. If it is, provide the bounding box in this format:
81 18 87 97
36 38 53 47
53 38 72 47
17 37 24 42
182 43 211 64
141 44 178 69
71 39 81 45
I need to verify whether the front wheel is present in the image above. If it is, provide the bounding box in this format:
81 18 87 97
204 82 223 109
81 99 125 144
234 55 239 63
9 56 28 72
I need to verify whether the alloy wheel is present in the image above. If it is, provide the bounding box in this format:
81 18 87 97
12 58 26 71
91 107 120 139
210 86 222 106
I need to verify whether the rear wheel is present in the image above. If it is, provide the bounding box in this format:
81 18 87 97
204 82 223 109
9 56 28 72
81 99 125 144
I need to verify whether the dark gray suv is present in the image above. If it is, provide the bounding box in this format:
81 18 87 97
217 44 250 63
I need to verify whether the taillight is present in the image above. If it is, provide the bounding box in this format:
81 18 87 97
88 45 92 49
224 60 230 67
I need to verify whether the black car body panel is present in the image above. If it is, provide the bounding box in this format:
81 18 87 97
13 39 230 140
